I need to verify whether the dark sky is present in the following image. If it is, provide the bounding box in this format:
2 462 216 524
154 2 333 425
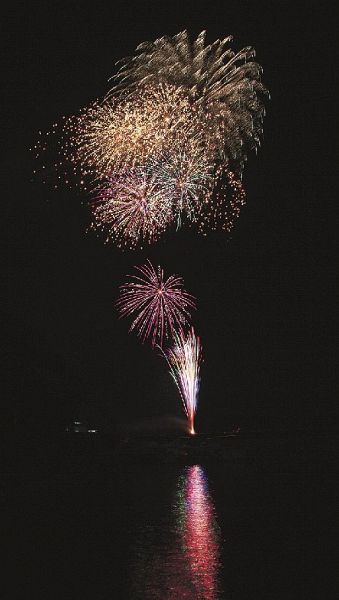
3 1 337 433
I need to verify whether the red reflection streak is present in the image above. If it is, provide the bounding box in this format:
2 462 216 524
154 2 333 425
183 465 220 600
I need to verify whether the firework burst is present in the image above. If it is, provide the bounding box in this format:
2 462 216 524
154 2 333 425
116 260 196 347
91 168 174 249
110 30 267 168
33 30 267 245
66 83 204 183
149 144 214 226
164 327 202 435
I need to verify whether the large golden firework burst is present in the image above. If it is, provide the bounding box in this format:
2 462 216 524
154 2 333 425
66 83 210 183
109 30 267 168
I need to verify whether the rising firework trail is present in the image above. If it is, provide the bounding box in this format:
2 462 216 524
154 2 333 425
164 328 202 435
116 260 196 347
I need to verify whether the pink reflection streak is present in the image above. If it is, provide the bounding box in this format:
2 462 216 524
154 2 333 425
133 465 220 600
183 465 220 600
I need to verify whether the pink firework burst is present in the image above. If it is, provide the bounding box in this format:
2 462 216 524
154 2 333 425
116 260 196 347
91 168 174 249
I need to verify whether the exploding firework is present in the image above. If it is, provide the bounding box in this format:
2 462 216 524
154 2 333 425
91 168 174 249
164 328 202 435
32 30 267 246
66 83 206 183
116 260 196 347
32 83 202 189
90 129 216 248
149 144 214 226
109 30 267 168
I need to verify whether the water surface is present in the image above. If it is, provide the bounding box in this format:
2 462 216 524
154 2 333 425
2 435 334 598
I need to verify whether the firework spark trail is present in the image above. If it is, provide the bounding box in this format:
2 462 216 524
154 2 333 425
116 260 196 347
164 328 202 435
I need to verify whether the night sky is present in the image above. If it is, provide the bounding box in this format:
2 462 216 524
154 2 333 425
3 1 337 434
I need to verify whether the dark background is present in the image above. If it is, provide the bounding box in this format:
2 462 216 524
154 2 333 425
3 0 337 436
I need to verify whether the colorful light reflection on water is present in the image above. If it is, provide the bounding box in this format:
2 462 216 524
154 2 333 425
176 465 221 599
133 465 221 599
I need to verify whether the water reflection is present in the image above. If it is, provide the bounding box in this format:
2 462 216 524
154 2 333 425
176 465 221 599
133 465 221 599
